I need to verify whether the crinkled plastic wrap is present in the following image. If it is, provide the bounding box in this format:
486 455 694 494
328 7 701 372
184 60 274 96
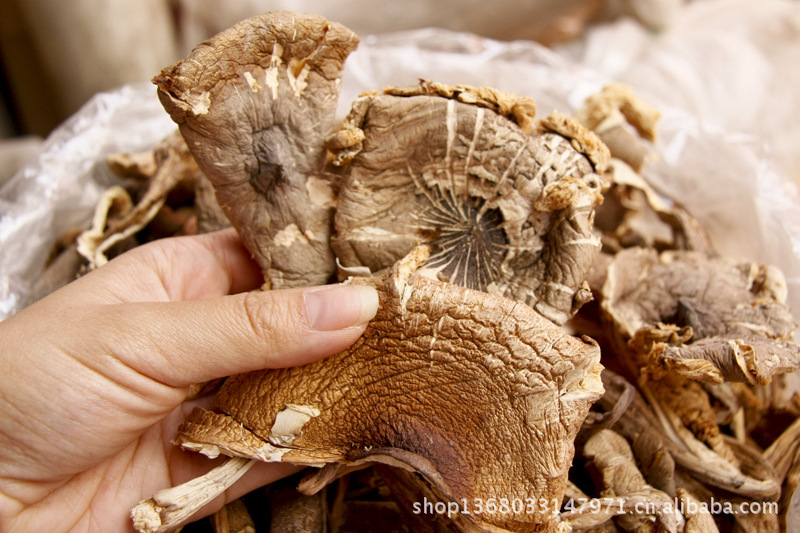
0 84 176 318
2 28 800 320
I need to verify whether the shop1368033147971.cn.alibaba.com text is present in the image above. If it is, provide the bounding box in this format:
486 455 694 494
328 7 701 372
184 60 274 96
411 496 780 519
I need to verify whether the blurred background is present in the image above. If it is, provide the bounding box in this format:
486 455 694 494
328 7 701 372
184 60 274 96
0 0 799 184
0 0 677 138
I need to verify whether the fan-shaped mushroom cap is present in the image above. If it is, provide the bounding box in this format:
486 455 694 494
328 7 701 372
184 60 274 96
602 247 800 385
154 11 359 288
177 248 604 532
328 83 609 324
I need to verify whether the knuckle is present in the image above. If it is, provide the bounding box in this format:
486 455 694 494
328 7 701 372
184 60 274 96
238 291 304 354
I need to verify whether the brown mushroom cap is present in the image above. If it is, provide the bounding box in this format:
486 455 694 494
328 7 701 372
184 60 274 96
602 247 800 385
329 84 608 324
176 248 604 532
154 11 359 288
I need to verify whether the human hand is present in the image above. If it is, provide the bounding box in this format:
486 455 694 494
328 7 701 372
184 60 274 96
0 229 379 532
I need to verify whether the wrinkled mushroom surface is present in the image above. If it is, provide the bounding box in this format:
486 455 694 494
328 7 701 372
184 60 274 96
154 11 359 288
602 247 800 385
176 248 604 532
329 83 609 324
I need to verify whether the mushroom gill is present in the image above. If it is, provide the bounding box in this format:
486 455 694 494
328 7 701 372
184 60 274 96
328 84 609 324
416 192 508 291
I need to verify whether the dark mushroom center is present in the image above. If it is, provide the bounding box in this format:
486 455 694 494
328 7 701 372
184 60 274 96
250 127 292 198
419 193 507 291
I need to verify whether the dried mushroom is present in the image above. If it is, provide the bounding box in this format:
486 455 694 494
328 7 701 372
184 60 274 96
593 159 713 256
575 83 660 173
579 370 781 532
27 237 84 304
602 247 800 386
154 11 359 288
576 85 712 258
267 483 325 533
134 247 604 532
211 500 255 533
116 10 800 533
582 429 680 532
329 81 609 324
77 130 201 268
591 248 796 524
194 173 231 234
674 488 719 533
783 456 800 531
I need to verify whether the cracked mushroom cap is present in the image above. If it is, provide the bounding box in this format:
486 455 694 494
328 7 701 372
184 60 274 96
176 248 604 533
602 247 800 385
154 11 359 288
328 83 609 325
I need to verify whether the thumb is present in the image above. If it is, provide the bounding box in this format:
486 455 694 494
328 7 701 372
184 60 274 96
88 284 380 388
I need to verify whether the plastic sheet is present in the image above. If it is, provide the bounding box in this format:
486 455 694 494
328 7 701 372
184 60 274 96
0 84 175 318
2 24 799 320
557 0 800 186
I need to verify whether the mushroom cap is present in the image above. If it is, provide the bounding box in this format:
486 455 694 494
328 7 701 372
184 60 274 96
154 11 359 288
329 87 607 324
602 247 800 385
177 248 604 532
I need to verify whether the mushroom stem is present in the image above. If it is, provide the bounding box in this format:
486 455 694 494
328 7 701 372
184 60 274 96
131 457 256 533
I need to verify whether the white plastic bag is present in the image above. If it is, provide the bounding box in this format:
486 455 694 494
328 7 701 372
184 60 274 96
0 84 175 318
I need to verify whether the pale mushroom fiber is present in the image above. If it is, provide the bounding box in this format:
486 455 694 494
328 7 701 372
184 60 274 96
168 248 604 533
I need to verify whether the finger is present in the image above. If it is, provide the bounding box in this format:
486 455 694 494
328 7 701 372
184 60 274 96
79 284 380 388
70 229 264 305
143 229 265 299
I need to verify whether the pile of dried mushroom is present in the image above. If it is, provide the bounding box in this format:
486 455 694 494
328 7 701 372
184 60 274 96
31 11 800 533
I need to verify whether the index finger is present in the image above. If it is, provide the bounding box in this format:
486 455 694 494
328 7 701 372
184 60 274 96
73 228 264 305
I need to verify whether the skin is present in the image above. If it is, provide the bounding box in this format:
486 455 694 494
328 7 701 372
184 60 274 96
0 228 378 532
